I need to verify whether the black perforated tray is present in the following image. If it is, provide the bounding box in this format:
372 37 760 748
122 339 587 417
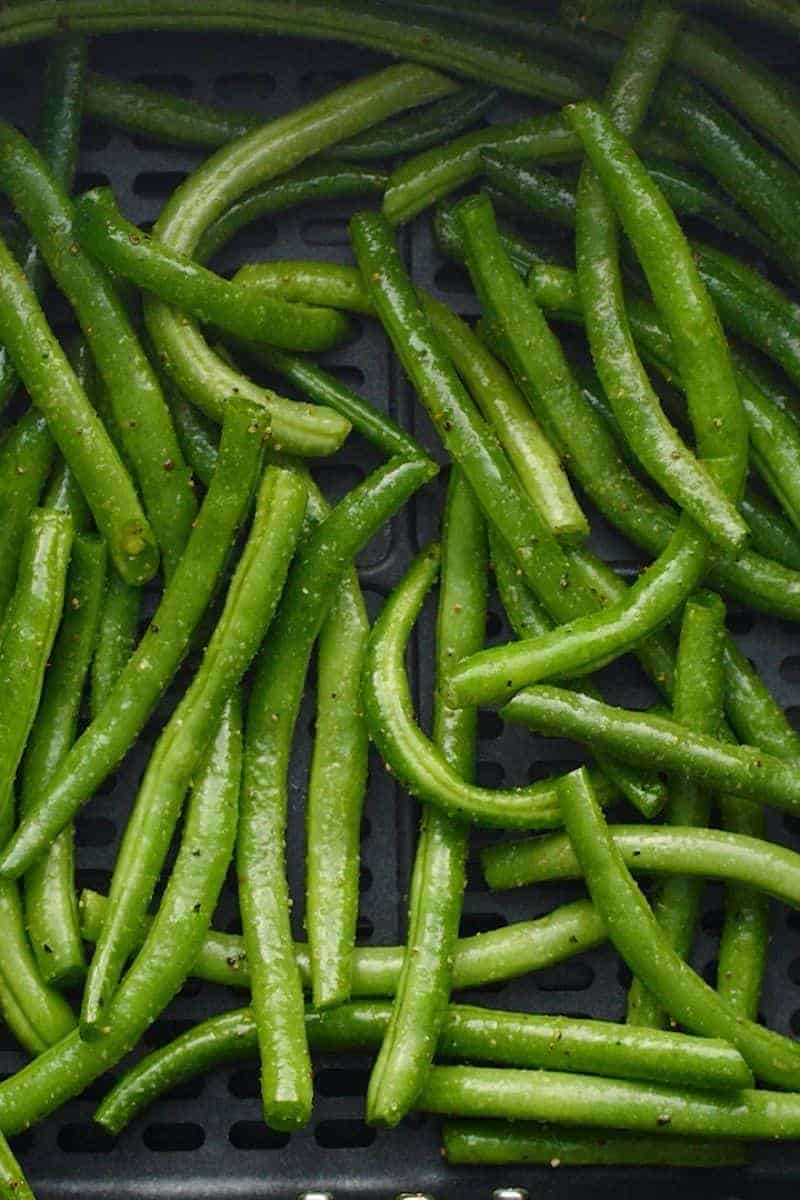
2 15 800 1200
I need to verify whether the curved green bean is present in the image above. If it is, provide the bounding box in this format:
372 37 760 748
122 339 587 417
74 187 351 353
0 1131 33 1200
0 408 267 880
22 534 106 988
79 886 608 998
363 542 617 829
327 84 498 160
92 998 752 1136
367 471 485 1127
539 767 800 1090
234 259 374 316
239 454 435 1132
146 64 458 458
0 693 241 1133
81 463 307 1035
0 121 195 578
442 1119 747 1166
89 572 140 718
627 592 726 1029
306 493 370 1009
0 410 55 625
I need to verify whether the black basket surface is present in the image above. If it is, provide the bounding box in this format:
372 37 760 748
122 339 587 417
1 13 800 1200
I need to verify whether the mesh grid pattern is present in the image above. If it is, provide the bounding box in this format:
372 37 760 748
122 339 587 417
0 21 799 1200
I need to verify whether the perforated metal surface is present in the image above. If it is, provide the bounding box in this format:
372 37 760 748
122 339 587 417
1 18 799 1200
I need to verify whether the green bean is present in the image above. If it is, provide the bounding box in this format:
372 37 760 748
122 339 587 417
0 411 55 625
79 886 608 997
685 0 800 38
92 998 753 1136
306 498 370 1009
0 34 87 415
81 463 307 1035
0 408 267 880
195 163 388 265
442 1120 748 1166
739 490 800 572
327 84 498 161
84 70 260 148
0 231 158 584
0 693 241 1134
628 592 726 1028
22 534 106 988
0 2 598 100
0 508 75 1053
234 259 375 316
557 766 800 1089
656 74 800 287
363 542 618 829
0 1131 33 1200
490 527 666 816
0 123 195 579
89 572 139 718
239 454 435 1132
367 471 485 1127
420 1062 800 1138
421 294 587 544
167 392 219 490
146 65 458 459
74 187 351 353
503 686 800 821
644 157 770 249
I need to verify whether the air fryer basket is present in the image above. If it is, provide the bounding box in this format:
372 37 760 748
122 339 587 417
1 14 799 1200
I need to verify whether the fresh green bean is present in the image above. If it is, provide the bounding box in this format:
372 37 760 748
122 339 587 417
92 999 753 1136
655 74 800 287
22 534 106 988
81 463 307 1035
0 508 75 1053
557 766 800 1089
79 887 608 997
0 1131 33 1200
0 2 598 101
306 490 369 1009
442 1120 748 1166
167 392 219 490
234 259 374 316
195 163 388 265
364 542 620 829
146 65 458 458
0 410 55 625
627 593 726 1028
0 231 158 584
420 294 588 544
0 693 241 1134
367 471 485 1127
89 572 139 718
419 1062 800 1138
239 454 435 1132
74 187 351 353
0 34 87 414
503 686 800 821
0 122 195 578
739 490 800 572
327 84 498 161
0 408 267 880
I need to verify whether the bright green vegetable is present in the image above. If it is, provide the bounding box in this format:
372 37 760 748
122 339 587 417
0 411 55 625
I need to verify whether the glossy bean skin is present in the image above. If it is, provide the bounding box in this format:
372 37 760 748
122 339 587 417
89 571 139 717
655 74 800 287
0 1131 33 1199
628 592 726 1029
81 464 307 1036
79 886 608 998
367 471 485 1127
0 410 55 625
74 187 351 353
363 544 616 830
0 409 267 880
22 534 106 988
0 509 76 1054
91 998 751 1137
529 768 800 1090
167 393 219 491
0 696 242 1135
503 686 800 821
146 65 458 458
328 85 499 160
442 1120 747 1166
239 455 435 1132
0 122 195 578
305 484 370 1010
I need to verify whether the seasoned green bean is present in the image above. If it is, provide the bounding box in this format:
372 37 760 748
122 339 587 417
89 572 140 718
327 84 498 160
0 408 267 880
0 410 55 625
367 471 485 1127
0 1131 33 1199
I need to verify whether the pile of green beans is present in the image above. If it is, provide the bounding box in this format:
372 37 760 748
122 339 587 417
2 5 800 1194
